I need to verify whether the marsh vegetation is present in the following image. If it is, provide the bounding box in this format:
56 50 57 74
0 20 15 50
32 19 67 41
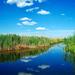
0 34 75 63
0 34 62 51
0 34 63 62
64 35 75 53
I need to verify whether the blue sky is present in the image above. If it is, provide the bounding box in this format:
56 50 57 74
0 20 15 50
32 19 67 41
0 0 75 37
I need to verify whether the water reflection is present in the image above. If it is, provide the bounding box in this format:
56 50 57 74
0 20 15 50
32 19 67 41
65 51 75 66
0 44 74 75
64 50 75 72
0 47 49 62
18 72 33 75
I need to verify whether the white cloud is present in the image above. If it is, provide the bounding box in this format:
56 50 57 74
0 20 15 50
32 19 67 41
7 0 33 8
7 0 46 8
60 13 65 16
26 7 39 12
35 0 45 3
20 17 31 21
37 9 50 15
38 0 45 3
22 21 37 26
18 17 37 26
36 27 46 30
16 0 33 8
17 23 22 26
7 0 16 4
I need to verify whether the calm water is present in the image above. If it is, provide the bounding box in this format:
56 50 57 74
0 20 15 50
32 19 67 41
0 44 75 75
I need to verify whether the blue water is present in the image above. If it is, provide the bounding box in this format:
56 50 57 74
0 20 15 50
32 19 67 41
0 44 75 75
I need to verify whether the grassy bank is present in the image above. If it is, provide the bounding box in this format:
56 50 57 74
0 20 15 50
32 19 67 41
64 34 75 53
0 34 62 51
0 34 63 62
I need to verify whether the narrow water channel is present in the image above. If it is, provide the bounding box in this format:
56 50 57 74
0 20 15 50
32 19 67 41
0 44 75 75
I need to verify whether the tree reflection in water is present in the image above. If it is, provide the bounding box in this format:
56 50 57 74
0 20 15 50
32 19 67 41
64 50 75 72
0 47 49 62
65 50 75 65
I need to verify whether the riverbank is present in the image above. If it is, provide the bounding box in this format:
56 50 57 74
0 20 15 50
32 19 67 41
64 34 75 53
0 34 63 54
0 45 50 54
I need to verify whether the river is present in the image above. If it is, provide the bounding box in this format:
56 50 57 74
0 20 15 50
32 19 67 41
0 44 75 75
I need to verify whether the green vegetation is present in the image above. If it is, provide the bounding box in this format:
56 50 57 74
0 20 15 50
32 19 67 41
0 34 62 51
64 35 75 53
0 34 63 62
0 34 20 50
64 35 75 66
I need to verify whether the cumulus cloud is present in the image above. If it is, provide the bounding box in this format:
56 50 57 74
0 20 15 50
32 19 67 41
26 7 39 12
36 27 46 30
37 9 50 15
7 0 46 8
7 0 33 8
22 21 37 26
7 0 16 4
20 17 32 21
17 0 33 8
18 17 37 26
